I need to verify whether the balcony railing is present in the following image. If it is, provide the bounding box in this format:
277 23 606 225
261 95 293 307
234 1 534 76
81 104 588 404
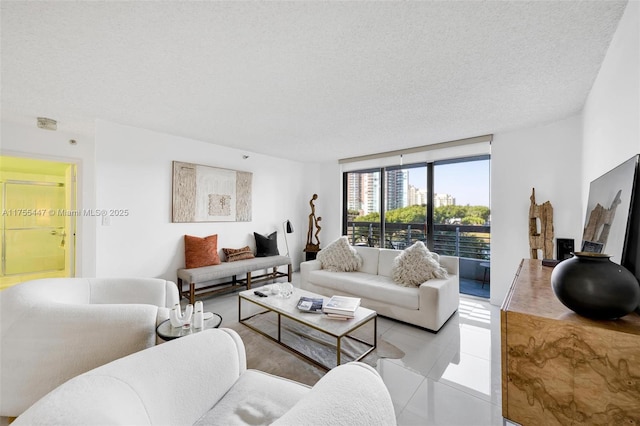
346 221 490 260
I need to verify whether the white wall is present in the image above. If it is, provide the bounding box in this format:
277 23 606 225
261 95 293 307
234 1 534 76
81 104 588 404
312 161 342 246
94 120 311 280
582 0 639 193
490 115 584 305
0 121 96 276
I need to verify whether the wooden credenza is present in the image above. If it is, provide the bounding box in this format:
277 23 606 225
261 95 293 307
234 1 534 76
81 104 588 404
501 259 640 425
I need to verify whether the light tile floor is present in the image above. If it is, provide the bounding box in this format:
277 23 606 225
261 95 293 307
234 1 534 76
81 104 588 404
196 273 506 426
380 298 504 425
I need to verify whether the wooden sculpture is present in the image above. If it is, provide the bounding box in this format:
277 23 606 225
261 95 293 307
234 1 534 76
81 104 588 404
582 189 622 252
305 194 322 253
529 188 554 259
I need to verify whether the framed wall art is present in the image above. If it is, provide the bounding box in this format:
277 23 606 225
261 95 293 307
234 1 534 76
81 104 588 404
172 161 252 223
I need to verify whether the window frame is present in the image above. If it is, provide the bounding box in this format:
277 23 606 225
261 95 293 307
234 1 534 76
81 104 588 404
342 154 490 253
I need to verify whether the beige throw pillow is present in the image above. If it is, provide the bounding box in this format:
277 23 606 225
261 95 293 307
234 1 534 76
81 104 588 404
317 236 363 272
392 241 448 287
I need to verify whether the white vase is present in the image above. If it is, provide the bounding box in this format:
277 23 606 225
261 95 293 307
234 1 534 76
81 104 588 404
169 304 184 328
182 304 193 326
194 301 204 329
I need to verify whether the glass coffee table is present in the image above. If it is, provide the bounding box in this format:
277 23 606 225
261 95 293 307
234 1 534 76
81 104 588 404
156 313 222 340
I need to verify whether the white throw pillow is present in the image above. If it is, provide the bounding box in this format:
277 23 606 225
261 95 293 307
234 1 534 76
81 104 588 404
392 241 448 287
317 236 363 272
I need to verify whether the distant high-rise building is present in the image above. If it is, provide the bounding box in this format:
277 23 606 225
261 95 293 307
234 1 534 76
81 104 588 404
408 185 427 205
385 170 408 210
346 173 361 212
434 193 455 208
346 170 414 215
346 172 380 216
362 173 379 215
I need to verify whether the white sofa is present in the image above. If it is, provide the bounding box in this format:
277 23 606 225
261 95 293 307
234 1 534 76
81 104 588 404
0 277 179 417
14 328 396 426
301 246 459 331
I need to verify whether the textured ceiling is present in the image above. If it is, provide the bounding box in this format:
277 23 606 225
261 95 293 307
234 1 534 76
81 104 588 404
1 1 628 162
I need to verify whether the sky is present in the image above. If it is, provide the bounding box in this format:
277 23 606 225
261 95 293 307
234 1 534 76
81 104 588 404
408 160 490 207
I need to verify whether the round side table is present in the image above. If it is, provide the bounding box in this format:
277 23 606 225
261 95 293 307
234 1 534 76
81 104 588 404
156 313 223 341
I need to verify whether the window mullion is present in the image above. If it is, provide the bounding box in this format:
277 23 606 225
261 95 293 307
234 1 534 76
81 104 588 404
379 167 385 248
426 162 434 250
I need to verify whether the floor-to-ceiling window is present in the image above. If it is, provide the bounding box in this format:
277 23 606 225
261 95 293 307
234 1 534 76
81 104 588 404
433 156 490 297
343 155 490 298
383 164 427 250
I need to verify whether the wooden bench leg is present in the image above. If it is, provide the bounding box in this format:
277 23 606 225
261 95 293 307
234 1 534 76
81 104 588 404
189 282 196 305
176 278 184 301
288 264 292 281
247 271 252 289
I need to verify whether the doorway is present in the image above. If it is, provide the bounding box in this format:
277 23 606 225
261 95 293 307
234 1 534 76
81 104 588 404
0 156 77 289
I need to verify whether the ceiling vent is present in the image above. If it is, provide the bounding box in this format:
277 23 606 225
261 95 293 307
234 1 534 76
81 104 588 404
37 117 57 131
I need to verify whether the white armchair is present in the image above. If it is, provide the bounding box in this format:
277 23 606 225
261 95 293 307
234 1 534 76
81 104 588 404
0 277 179 417
14 328 396 425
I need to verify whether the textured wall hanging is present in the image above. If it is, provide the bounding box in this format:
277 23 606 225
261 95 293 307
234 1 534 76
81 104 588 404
172 161 252 222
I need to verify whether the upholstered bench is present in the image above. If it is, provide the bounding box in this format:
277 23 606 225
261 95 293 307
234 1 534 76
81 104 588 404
177 255 292 304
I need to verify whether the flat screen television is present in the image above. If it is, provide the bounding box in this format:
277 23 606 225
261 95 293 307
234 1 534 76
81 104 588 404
581 155 640 290
621 156 640 288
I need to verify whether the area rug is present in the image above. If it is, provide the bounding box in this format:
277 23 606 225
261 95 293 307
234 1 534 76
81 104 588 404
226 313 404 386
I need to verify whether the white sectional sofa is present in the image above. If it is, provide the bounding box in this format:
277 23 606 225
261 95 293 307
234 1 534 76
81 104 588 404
300 245 459 331
14 329 396 426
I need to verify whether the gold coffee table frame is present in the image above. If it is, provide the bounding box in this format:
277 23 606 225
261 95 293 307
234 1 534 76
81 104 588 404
239 286 377 370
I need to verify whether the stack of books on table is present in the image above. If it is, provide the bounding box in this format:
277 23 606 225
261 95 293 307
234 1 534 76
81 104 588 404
323 295 361 320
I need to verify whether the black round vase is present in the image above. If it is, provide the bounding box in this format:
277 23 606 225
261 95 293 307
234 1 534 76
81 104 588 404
550 252 640 319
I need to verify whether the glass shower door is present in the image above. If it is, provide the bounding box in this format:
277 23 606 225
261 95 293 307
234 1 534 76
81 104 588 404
2 181 67 276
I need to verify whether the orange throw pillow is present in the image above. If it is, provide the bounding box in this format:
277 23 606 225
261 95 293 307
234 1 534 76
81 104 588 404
184 234 221 268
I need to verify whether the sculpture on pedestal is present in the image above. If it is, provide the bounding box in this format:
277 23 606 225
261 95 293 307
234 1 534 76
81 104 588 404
305 194 322 255
529 188 554 259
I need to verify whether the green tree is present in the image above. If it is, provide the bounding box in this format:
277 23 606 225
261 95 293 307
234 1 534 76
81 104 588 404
461 216 485 225
466 206 490 222
385 205 426 223
434 205 490 224
354 212 380 222
354 204 489 225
